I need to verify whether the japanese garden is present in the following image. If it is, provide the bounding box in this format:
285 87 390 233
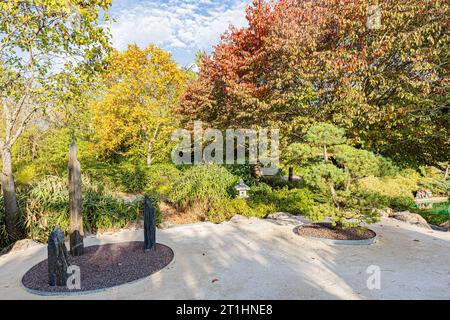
0 0 448 300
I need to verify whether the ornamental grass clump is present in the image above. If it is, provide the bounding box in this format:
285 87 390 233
168 163 239 212
23 175 145 242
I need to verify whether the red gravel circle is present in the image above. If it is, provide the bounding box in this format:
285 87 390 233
295 223 376 240
22 242 174 294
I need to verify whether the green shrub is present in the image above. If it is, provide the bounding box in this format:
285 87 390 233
224 163 257 186
0 205 9 250
389 196 415 211
277 188 316 215
306 192 380 228
207 197 278 223
207 198 249 223
84 162 148 193
165 164 314 223
353 188 415 212
15 165 38 186
249 184 315 215
398 168 421 180
145 164 181 198
260 174 303 189
112 163 148 193
354 176 417 212
416 210 449 226
302 163 348 195
84 162 181 195
418 178 450 196
377 157 399 177
357 176 417 200
144 190 163 225
168 164 239 210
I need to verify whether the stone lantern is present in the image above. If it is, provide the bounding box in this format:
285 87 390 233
235 179 250 198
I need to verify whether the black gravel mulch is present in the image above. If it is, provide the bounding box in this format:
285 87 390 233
295 223 376 240
22 242 174 294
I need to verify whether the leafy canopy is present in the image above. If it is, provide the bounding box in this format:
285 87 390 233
91 44 189 162
178 0 449 167
305 123 346 148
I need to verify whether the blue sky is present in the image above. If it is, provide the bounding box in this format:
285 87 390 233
107 0 252 68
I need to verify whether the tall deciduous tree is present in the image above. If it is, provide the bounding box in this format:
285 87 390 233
178 0 449 167
0 0 112 240
91 44 188 165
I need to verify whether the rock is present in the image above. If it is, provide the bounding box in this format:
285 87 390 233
378 208 395 218
158 221 175 229
0 239 42 256
266 212 310 226
392 211 432 229
230 214 248 223
48 228 71 286
68 141 84 256
144 196 156 251
440 220 450 229
70 230 84 257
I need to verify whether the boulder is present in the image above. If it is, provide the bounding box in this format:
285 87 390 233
230 214 248 223
392 211 432 229
440 220 450 230
48 228 71 286
266 212 310 226
378 208 395 218
0 239 42 256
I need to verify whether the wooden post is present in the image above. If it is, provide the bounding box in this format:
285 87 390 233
69 141 84 256
144 196 156 251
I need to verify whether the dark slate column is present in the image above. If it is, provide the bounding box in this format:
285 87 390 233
69 141 84 256
144 196 156 251
48 228 70 286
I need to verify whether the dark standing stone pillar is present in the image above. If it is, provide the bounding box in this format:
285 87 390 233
69 141 84 256
48 228 70 286
144 196 156 251
288 167 294 182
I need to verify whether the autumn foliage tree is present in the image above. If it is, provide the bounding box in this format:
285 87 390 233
178 0 449 167
91 44 188 165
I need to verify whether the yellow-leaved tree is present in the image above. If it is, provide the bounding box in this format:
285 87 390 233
91 44 189 165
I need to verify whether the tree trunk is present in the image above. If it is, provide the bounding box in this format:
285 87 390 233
288 167 294 182
1 147 21 242
146 140 153 167
329 184 340 208
345 179 351 192
323 144 328 163
445 166 449 180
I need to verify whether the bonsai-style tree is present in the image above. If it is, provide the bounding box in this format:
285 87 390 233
302 163 348 207
305 123 347 163
298 126 382 229
334 145 380 191
282 123 345 180
303 161 380 228
282 143 317 180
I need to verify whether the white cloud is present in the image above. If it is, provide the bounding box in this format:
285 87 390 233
108 0 250 53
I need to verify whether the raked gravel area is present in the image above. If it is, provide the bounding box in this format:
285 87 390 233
0 215 449 300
